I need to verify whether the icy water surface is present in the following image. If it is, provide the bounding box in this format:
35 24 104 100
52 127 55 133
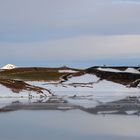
0 110 140 140
0 90 140 140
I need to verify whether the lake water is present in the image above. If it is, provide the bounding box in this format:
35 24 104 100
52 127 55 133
0 110 140 140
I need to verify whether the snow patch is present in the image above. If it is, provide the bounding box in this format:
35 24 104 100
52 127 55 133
124 68 140 74
58 70 77 73
97 67 140 74
65 74 99 83
0 84 46 98
97 68 121 73
126 110 138 115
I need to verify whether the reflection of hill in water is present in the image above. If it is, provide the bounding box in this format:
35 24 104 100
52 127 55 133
1 96 140 116
81 96 140 115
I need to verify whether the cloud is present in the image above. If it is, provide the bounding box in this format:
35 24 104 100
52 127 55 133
0 0 140 42
111 0 140 4
0 35 140 62
0 0 140 66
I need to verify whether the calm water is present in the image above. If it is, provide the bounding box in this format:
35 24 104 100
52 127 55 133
0 110 140 140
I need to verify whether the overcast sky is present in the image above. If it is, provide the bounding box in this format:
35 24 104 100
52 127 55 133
0 0 140 67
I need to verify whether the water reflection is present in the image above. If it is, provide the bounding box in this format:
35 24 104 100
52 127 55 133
0 110 140 140
1 95 140 116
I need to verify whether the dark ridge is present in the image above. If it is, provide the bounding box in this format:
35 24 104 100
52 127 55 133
88 66 140 71
86 67 140 85
0 67 81 74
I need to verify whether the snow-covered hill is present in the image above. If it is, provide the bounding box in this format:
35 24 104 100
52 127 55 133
1 64 17 70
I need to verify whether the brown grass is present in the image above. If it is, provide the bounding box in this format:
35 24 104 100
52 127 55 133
0 78 52 94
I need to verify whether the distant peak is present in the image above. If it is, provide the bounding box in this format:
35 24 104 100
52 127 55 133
1 64 17 70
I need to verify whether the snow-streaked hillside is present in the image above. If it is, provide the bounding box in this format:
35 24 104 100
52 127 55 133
45 73 140 93
0 66 140 111
26 72 140 108
97 67 140 74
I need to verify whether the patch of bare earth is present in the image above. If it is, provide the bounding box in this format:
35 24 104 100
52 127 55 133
0 78 52 96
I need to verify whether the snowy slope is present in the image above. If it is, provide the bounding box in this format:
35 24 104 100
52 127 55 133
28 73 140 95
58 70 77 73
124 68 140 74
97 67 140 74
0 84 45 98
0 67 140 109
26 77 140 108
65 74 99 83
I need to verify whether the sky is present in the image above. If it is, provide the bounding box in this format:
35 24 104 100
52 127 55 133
0 0 140 68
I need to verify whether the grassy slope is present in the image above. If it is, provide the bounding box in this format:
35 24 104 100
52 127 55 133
0 67 81 81
1 66 140 86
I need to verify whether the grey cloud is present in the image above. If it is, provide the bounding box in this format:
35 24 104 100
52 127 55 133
0 35 140 62
0 0 140 42
111 0 140 4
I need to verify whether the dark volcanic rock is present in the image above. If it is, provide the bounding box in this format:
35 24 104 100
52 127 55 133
86 67 140 86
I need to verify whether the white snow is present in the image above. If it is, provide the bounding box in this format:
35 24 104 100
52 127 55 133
28 74 140 95
97 68 121 73
65 74 99 83
1 64 17 70
97 67 140 74
124 68 140 74
125 110 138 115
98 110 118 114
0 83 52 99
58 70 77 73
0 84 52 108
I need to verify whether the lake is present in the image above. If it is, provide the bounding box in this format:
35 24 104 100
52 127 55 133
0 110 140 140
